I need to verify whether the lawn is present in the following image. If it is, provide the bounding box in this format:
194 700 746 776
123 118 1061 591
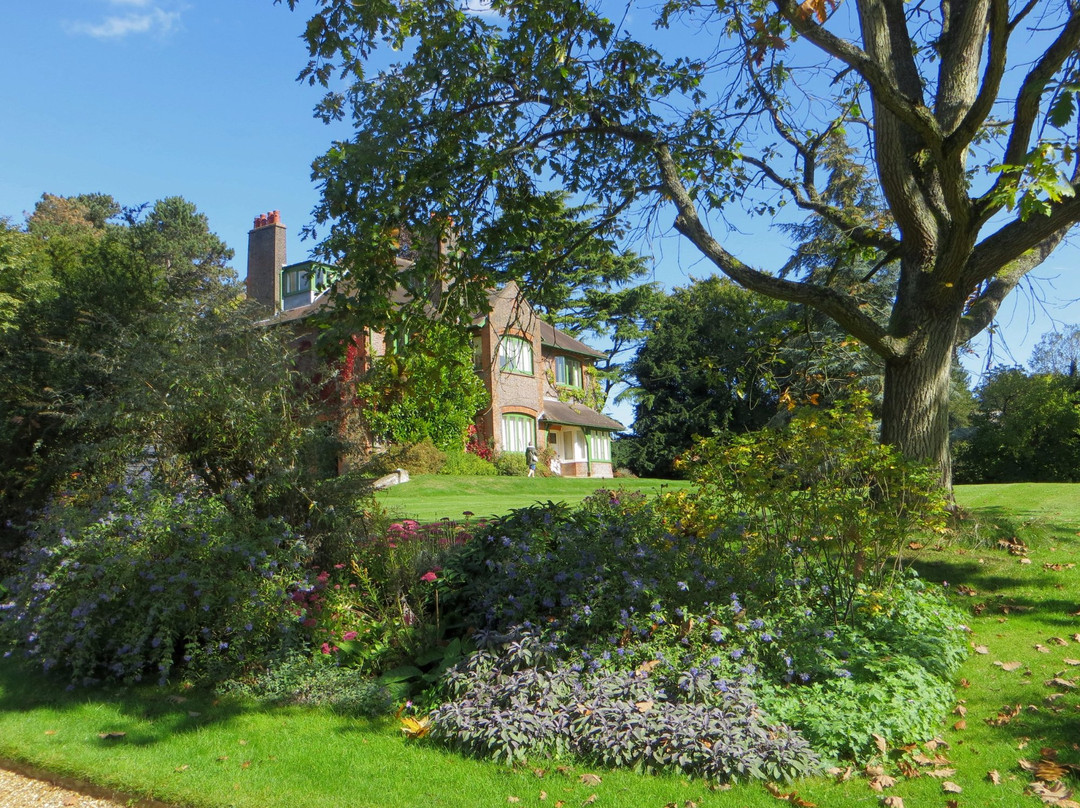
374 474 690 523
1 482 1078 807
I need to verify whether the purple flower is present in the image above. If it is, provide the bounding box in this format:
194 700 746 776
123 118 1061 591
676 581 689 591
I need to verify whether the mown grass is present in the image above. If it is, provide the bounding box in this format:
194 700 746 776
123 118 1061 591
1 482 1078 807
375 474 689 523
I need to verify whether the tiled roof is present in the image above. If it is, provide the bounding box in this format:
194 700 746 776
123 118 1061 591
539 399 624 432
539 320 606 359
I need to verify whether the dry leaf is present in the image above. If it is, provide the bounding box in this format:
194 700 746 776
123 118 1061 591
996 661 1023 671
579 773 602 786
960 678 971 688
881 797 904 808
865 764 886 777
539 792 547 801
1064 659 1080 666
826 766 853 781
1029 781 1073 803
400 715 431 739
872 733 888 754
942 781 963 793
868 775 897 791
1022 558 1033 564
97 732 126 740
764 783 817 806
946 802 959 808
1036 644 1051 653
956 584 977 596
507 797 520 804
240 761 251 769
1045 677 1077 689
927 768 957 778
988 769 1002 784
953 719 967 730
582 794 597 806
987 704 1022 726
635 700 654 713
954 704 968 717
44 730 57 735
174 764 189 772
1036 761 1069 781
974 645 990 654
1050 637 1069 645
898 760 920 779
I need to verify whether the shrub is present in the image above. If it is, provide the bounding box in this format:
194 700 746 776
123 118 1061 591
438 491 967 764
219 651 393 716
363 439 448 476
0 483 308 686
667 393 949 622
492 452 528 476
429 628 820 782
439 449 497 476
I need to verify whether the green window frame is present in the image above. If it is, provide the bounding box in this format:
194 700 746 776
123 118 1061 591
555 355 583 388
281 267 311 297
498 335 534 375
501 413 536 453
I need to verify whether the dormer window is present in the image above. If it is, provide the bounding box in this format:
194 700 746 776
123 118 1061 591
282 267 311 297
555 355 583 388
499 335 534 375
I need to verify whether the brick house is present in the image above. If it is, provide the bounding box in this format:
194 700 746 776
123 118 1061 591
245 211 624 478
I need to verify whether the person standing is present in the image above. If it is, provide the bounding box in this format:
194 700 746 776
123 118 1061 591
525 443 537 477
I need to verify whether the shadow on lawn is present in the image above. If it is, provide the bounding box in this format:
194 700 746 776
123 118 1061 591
0 657 386 750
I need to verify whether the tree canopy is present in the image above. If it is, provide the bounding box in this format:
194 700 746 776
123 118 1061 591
282 0 1080 489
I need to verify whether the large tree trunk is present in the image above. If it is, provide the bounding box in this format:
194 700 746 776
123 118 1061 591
879 313 959 492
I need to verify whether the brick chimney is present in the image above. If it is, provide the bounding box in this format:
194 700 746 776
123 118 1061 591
246 210 286 311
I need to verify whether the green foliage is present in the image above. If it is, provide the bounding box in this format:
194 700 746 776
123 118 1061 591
0 483 308 686
492 452 529 476
670 394 949 621
351 317 488 452
219 651 393 716
623 277 789 477
437 486 966 765
439 448 497 476
365 438 448 476
953 366 1080 483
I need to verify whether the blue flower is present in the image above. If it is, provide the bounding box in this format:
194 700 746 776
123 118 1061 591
676 581 689 591
710 628 725 643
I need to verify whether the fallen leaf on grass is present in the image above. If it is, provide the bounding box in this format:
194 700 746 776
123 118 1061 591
1028 780 1076 805
872 733 888 753
868 775 897 791
1044 563 1076 571
942 781 963 793
1045 677 1077 689
1036 761 1069 781
1036 644 1052 653
826 766 852 781
988 770 1002 784
1050 637 1070 645
579 774 602 786
174 765 189 772
881 797 904 808
765 783 816 805
97 732 126 740
1064 659 1080 666
539 792 547 801
44 730 57 735
897 760 920 779
926 768 957 778
953 719 967 730
996 661 1024 671
974 644 990 654
582 794 597 806
1022 558 1033 564
987 704 1022 726
507 797 520 804
953 704 968 717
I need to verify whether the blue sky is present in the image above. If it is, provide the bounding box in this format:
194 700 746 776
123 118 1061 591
2 0 1079 415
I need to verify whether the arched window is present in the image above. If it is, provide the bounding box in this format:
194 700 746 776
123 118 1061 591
498 336 534 375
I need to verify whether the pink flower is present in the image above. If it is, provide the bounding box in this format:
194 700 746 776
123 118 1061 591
420 571 438 583
320 642 337 654
302 618 317 628
342 631 358 641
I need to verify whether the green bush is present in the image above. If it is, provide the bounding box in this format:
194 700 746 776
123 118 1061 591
437 487 966 764
439 449 497 476
365 439 447 476
219 651 393 716
492 452 528 476
666 393 948 622
0 483 308 686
